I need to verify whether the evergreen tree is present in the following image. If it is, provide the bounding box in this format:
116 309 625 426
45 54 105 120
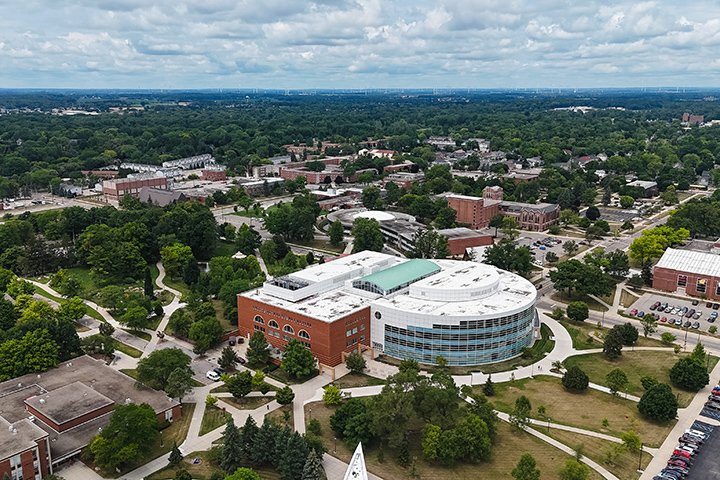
250 421 280 466
246 331 270 367
168 442 183 466
301 450 327 480
240 416 259 462
483 375 495 396
512 453 541 480
144 267 154 297
221 418 243 473
182 260 201 285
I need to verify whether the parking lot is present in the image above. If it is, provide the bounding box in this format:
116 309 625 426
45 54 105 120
628 293 720 334
686 421 720 479
516 233 569 264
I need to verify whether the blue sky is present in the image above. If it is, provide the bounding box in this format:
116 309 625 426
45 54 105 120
1 0 720 89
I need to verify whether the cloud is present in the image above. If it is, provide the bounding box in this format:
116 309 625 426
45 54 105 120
1 0 720 88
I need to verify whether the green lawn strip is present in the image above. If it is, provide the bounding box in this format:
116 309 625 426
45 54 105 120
213 241 238 258
122 328 152 342
480 376 675 448
267 368 318 385
545 427 651 480
220 395 272 410
331 372 386 389
161 276 191 299
304 400 602 480
199 406 232 436
114 340 142 358
211 299 236 334
231 210 264 218
563 351 718 408
145 450 281 480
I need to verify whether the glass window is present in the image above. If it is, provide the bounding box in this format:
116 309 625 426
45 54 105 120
678 275 687 287
716 282 720 296
298 330 310 340
346 329 352 337
254 315 264 324
697 279 707 293
268 320 279 328
283 325 294 335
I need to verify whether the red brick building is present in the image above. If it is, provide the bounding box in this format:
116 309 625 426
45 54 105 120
653 248 720 300
438 228 494 256
0 417 51 480
446 194 501 229
201 167 228 182
103 175 169 201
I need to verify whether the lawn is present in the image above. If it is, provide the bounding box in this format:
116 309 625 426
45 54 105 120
211 299 236 333
267 404 294 428
557 319 603 350
199 405 231 436
332 372 386 389
212 240 238 258
161 276 191 299
145 450 281 480
551 291 609 312
232 210 265 218
304 401 602 480
220 395 272 410
480 376 675 447
545 428 651 480
33 285 64 303
114 340 143 358
268 368 318 385
620 289 641 308
563 351 718 408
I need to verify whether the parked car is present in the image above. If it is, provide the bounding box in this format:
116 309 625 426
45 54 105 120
638 311 646 318
692 299 700 306
684 321 692 328
206 370 221 381
665 306 673 313
650 302 660 310
671 307 681 315
713 303 720 310
686 429 708 439
693 311 702 319
660 316 668 323
672 449 692 459
674 318 683 326
685 309 695 318
681 306 689 314
630 308 638 316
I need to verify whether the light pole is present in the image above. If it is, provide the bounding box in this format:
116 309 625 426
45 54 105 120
333 437 337 453
638 443 644 471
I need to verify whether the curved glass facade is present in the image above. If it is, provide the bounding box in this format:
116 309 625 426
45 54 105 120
382 305 536 365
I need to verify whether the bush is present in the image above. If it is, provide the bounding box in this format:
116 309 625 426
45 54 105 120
323 385 343 406
660 332 677 345
307 418 322 435
562 366 589 392
345 351 366 374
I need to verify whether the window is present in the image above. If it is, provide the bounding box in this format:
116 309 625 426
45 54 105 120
268 320 279 329
254 325 265 332
697 279 707 293
301 341 311 348
346 329 352 337
360 335 365 341
298 330 310 340
374 312 382 319
360 323 366 330
254 315 264 324
283 325 295 335
716 282 720 296
678 275 687 287
352 327 358 335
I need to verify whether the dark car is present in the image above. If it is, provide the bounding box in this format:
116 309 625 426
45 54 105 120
692 299 700 306
650 302 660 310
683 320 692 328
685 309 695 318
713 303 720 310
707 301 713 308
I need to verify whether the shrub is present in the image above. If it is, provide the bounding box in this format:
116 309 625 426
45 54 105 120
566 301 589 322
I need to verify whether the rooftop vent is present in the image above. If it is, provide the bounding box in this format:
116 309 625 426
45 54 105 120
39 398 46 404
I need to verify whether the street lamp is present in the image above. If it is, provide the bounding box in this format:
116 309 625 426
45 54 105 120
333 437 337 453
684 325 689 351
638 443 644 471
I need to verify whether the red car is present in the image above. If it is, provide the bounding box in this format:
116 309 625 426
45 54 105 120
673 449 691 459
629 308 638 316
660 316 667 323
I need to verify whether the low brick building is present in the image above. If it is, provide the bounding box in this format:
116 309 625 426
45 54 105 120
103 175 169 201
201 166 227 182
0 356 180 475
437 227 494 256
653 248 720 300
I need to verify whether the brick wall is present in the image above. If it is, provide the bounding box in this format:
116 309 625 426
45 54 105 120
653 267 720 300
446 235 493 256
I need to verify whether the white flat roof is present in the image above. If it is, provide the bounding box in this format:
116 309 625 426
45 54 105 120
289 250 398 284
655 248 720 277
243 287 376 322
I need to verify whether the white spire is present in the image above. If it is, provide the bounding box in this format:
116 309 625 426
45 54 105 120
343 442 368 480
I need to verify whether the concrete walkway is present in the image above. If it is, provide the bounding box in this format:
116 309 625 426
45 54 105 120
140 262 186 359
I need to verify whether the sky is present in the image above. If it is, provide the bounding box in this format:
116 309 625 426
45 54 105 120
1 0 720 89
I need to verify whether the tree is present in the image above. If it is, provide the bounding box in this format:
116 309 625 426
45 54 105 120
669 357 709 391
236 224 262 256
99 322 115 337
168 442 183 466
226 371 253 398
489 214 505 237
323 385 343 406
512 453 541 480
120 305 150 330
361 186 382 210
264 195 321 242
500 216 520 240
640 316 657 338
617 323 639 345
549 259 613 298
301 450 326 480
345 351 366 374
137 348 192 390
562 366 589 392
410 229 450 259
161 243 195 279
621 431 642 452
219 346 240 371
627 274 644 288
222 418 243 473
603 327 624 360
246 331 270 367
566 301 589 322
619 195 634 209
183 260 201 285
226 468 262 480
422 424 442 461
605 250 629 278
0 329 59 381
510 395 532 430
585 225 605 243
189 316 223 354
483 375 495 396
281 339 316 378
545 251 559 264
57 296 87 323
483 240 533 277
637 383 678 422
275 386 295 405
166 367 193 401
351 218 384 253
277 431 310 480
144 268 154 297
328 221 345 247
585 206 600 221
562 240 579 256
559 459 590 480
89 403 159 472
175 470 191 480
606 368 628 396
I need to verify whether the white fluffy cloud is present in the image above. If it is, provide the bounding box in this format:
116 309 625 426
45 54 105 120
0 0 719 88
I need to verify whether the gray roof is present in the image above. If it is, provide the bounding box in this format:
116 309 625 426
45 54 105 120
25 382 114 426
437 227 491 240
0 417 47 461
138 187 186 206
626 180 658 189
655 248 720 277
500 201 559 213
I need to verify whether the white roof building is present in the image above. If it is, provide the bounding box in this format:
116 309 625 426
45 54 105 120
655 248 720 277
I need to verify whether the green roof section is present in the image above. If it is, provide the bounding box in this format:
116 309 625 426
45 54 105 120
358 259 440 292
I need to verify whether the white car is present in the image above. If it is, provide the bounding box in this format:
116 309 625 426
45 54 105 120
206 370 221 381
